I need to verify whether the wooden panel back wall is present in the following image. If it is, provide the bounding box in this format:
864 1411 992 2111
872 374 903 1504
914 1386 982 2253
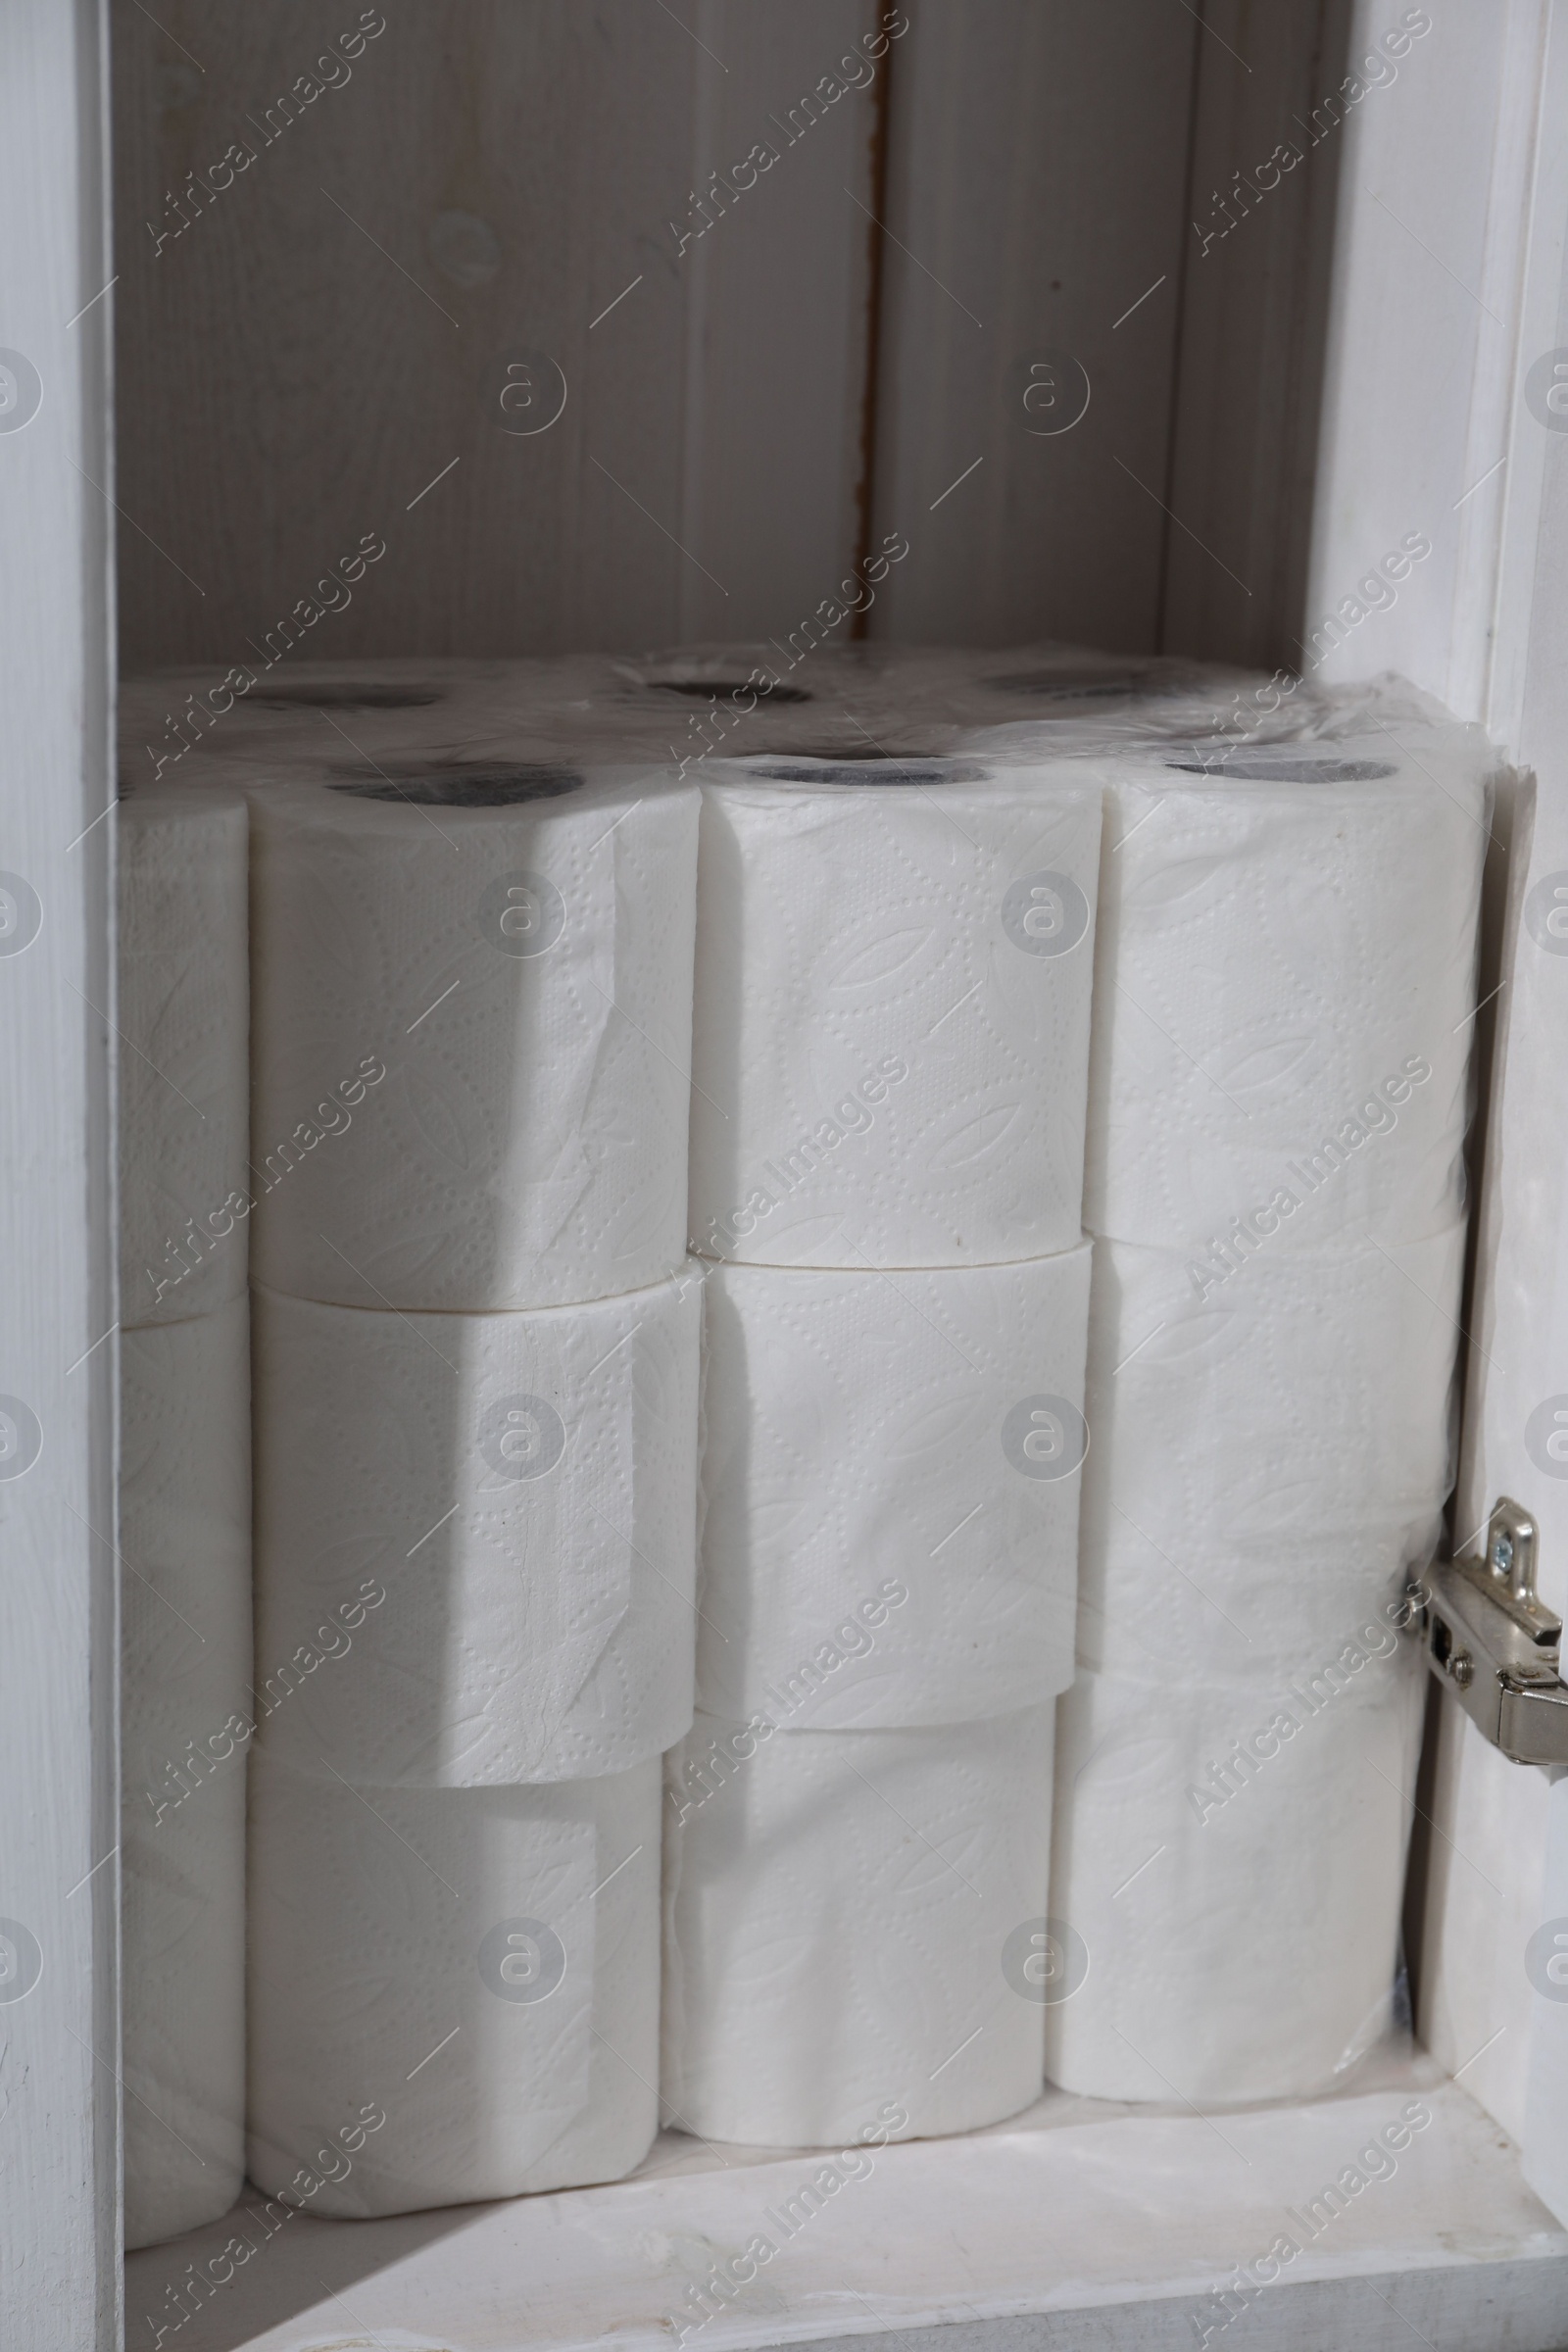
112 0 1348 670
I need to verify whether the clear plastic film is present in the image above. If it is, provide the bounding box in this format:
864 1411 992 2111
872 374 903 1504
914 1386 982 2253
114 647 1488 2268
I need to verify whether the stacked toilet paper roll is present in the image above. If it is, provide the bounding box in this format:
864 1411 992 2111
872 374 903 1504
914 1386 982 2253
1051 1648 1427 2104
246 750 703 2216
663 1704 1055 2145
118 781 253 2249
248 1753 660 2215
1082 734 1483 1252
696 1250 1091 1728
1021 714 1492 2107
249 762 697 1309
252 1274 700 1786
121 1304 252 2248
665 752 1102 2145
118 781 249 1326
688 753 1102 1266
1074 1224 1468 1682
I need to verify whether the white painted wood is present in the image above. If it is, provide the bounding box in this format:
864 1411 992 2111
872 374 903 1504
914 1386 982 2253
1446 0 1568 2217
110 1 879 669
0 3 120 2347
1524 1771 1568 2243
121 2064 1567 2351
1302 0 1546 716
1306 0 1568 2232
865 0 1196 651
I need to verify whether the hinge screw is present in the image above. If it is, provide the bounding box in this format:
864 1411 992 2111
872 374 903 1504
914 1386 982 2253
1446 1649 1475 1689
1493 1535 1514 1577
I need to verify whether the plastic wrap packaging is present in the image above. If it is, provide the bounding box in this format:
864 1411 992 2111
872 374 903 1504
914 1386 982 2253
1049 1644 1425 2104
120 643 1317 786
696 1249 1090 1727
555 641 1320 765
120 1298 251 2248
117 782 249 1326
247 1752 661 2217
248 760 698 1310
662 1705 1054 2147
119 656 617 785
688 753 1102 1267
253 1270 700 1785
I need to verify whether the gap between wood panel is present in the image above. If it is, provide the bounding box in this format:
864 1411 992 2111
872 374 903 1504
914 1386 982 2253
1159 0 1353 671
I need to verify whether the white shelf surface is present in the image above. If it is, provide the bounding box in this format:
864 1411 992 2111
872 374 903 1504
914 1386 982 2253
126 2052 1568 2352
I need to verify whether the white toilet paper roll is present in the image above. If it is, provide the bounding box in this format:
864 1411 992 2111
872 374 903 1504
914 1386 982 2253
1075 1225 1464 1678
1076 724 1489 1252
120 1299 251 2247
697 1250 1091 1727
249 761 698 1310
1048 1651 1424 2104
254 1270 700 1785
662 1706 1054 2146
118 783 249 1327
247 1752 661 2217
688 757 1101 1266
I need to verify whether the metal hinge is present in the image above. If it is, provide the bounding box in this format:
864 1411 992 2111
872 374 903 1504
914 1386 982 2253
1413 1497 1568 1766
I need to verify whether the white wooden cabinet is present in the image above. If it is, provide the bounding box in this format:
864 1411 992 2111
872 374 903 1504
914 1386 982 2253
7 3 1568 2345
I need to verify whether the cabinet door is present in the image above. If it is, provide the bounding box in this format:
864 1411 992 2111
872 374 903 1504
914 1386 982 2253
1307 0 1568 2226
0 3 120 2347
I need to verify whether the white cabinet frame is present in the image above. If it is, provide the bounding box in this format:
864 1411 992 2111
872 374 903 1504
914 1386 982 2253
0 4 120 2349
9 0 1568 2342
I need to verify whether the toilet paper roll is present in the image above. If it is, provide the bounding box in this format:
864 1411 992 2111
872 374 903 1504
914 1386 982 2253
123 1773 248 2250
247 1752 661 2217
118 783 249 1326
120 1299 251 2247
1075 1224 1464 1678
698 1250 1091 1727
688 757 1101 1266
1048 1652 1424 2104
254 1270 700 1785
662 1706 1054 2146
250 762 698 1309
1077 724 1489 1252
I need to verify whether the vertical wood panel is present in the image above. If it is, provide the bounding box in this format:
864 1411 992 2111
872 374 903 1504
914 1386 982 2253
0 4 120 2345
1160 0 1350 669
113 2 697 664
111 0 878 669
865 0 1198 650
670 0 880 643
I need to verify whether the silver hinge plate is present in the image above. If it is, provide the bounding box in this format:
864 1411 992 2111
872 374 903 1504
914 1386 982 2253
1414 1497 1568 1766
